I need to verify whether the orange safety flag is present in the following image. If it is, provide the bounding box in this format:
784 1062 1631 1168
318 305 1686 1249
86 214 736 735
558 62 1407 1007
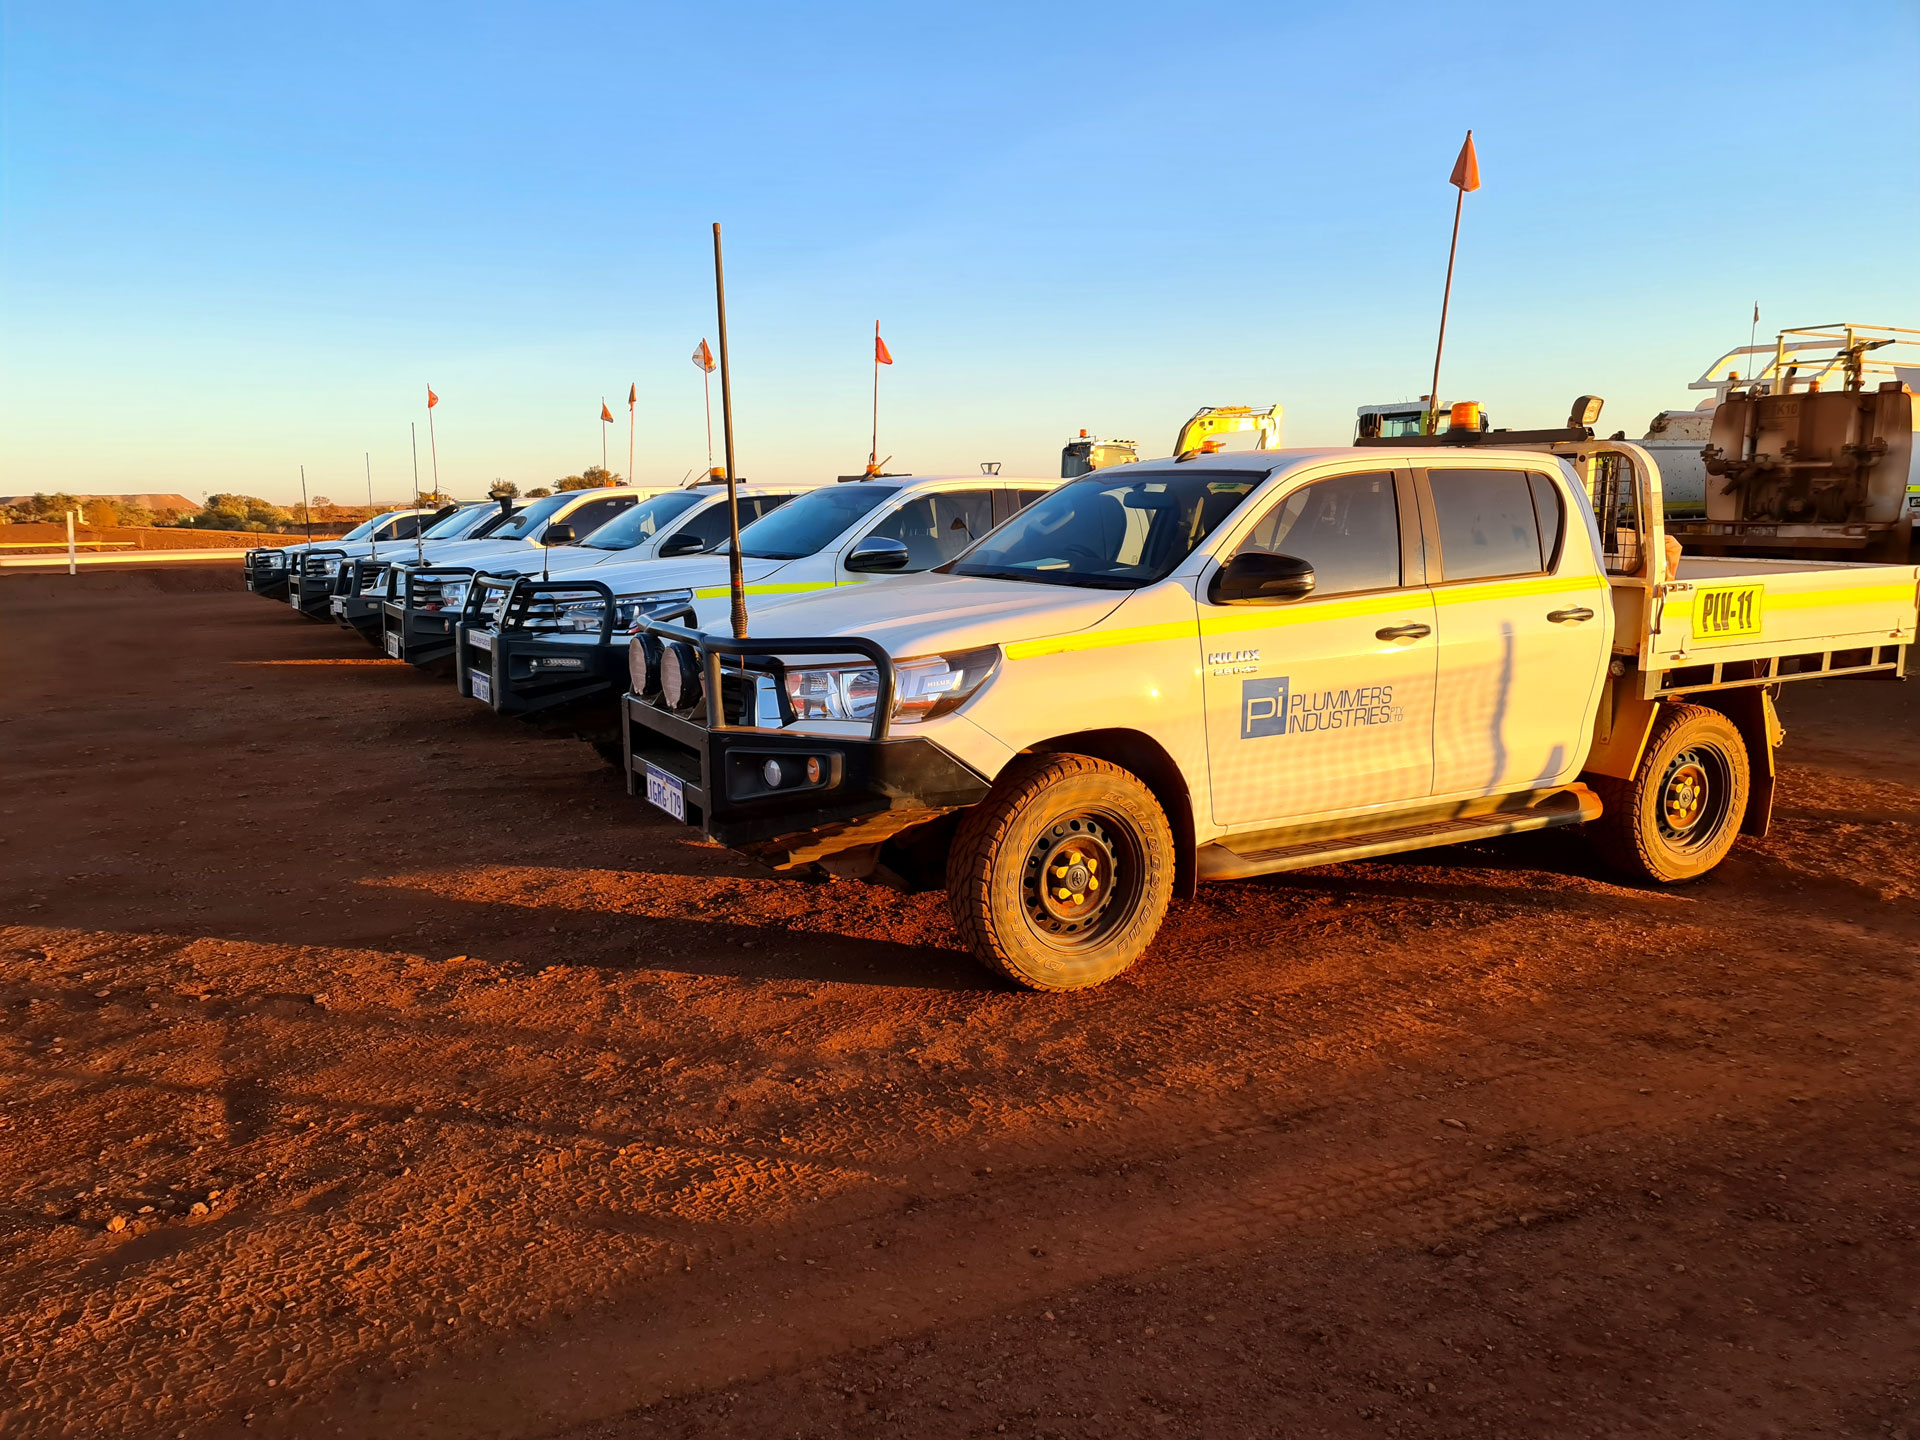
601 401 614 422
1449 130 1480 192
628 383 636 408
875 333 893 366
692 339 715 373
427 387 439 408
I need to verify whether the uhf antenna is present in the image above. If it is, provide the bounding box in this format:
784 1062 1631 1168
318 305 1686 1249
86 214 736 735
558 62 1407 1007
712 222 747 642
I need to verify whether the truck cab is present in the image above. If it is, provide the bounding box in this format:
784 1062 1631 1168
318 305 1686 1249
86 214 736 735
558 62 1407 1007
620 418 1917 991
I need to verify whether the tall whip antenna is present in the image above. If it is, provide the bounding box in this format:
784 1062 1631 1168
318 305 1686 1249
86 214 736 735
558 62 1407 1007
712 222 747 642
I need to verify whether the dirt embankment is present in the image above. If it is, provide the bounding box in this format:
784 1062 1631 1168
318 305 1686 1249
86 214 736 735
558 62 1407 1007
1 563 1916 1440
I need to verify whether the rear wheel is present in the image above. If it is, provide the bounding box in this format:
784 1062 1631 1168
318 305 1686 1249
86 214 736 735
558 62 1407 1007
947 754 1174 991
1590 703 1749 882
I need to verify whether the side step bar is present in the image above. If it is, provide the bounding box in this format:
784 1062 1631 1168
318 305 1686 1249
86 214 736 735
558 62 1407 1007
1197 784 1602 882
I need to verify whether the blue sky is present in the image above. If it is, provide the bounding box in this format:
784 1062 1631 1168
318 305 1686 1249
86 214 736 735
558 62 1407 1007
2 0 1915 505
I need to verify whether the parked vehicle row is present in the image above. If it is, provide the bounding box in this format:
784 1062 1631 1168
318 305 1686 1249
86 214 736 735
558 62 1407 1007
246 410 1920 992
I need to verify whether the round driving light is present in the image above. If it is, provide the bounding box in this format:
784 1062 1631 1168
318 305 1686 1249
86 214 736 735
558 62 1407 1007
627 633 662 696
762 758 784 788
660 641 704 713
805 755 822 784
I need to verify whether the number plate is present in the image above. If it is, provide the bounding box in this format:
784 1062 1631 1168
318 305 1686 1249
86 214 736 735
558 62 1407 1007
385 631 402 658
470 669 492 704
643 763 686 821
289 590 301 608
467 629 493 652
329 597 345 616
1690 583 1763 642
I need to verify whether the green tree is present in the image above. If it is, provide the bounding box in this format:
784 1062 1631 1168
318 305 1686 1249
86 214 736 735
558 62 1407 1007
83 500 119 529
488 479 520 499
524 487 553 498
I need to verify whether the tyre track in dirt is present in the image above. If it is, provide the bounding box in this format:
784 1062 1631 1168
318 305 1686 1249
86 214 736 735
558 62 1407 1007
2 566 1916 1439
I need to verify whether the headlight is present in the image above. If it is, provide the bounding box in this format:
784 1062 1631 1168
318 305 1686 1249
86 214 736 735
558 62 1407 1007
612 589 694 632
421 579 468 611
783 647 998 724
554 598 606 633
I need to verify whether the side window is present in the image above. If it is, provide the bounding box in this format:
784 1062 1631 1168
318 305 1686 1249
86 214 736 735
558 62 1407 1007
1015 489 1050 510
383 516 423 540
563 497 633 538
1429 469 1546 581
673 501 738 551
1236 471 1401 597
865 490 996 569
1527 472 1566 570
744 493 797 524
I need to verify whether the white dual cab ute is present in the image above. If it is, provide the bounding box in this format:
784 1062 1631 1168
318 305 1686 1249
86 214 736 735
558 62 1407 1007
326 502 519 636
244 506 438 604
621 411 1920 991
455 473 1057 716
375 485 679 666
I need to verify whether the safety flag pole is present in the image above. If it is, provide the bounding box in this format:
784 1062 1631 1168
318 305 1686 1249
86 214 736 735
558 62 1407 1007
425 386 441 501
869 321 894 475
411 422 425 564
627 382 637 486
1424 130 1479 435
600 399 613 477
365 451 376 562
692 339 716 475
300 465 312 544
711 223 747 641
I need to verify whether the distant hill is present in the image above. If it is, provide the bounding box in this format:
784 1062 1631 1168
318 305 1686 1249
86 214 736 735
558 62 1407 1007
0 492 197 511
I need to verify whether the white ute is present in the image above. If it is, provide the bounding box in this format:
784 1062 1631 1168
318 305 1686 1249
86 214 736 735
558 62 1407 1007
620 404 1920 990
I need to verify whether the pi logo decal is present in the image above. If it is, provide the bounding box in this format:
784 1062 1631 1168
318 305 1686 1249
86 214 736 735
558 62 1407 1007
1241 676 1290 738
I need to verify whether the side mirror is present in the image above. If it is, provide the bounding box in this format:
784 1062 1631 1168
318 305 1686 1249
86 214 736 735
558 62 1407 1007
1209 550 1316 605
658 532 707 557
543 523 576 546
844 536 912 573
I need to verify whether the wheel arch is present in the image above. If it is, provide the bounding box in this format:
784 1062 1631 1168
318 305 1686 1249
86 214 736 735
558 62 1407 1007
1023 728 1198 900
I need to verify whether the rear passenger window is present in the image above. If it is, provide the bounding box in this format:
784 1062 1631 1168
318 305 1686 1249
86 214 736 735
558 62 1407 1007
385 516 424 540
1430 469 1547 581
675 494 796 549
562 497 634 537
1237 471 1401 596
866 490 997 570
1527 472 1565 569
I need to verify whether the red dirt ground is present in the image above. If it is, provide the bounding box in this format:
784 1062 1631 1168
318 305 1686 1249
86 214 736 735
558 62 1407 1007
2 561 1916 1440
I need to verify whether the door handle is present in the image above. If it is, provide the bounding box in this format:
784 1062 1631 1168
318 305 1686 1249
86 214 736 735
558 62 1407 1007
1375 622 1432 641
1548 606 1596 623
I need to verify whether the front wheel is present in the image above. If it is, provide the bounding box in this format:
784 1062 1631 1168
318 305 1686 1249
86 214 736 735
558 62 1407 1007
1589 703 1750 882
947 753 1175 991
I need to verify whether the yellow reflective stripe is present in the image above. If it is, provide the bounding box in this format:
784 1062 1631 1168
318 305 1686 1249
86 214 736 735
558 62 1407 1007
1196 588 1416 636
691 581 836 599
1004 620 1199 660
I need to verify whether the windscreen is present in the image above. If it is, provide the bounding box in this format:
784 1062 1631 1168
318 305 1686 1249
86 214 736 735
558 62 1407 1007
468 505 523 538
418 505 485 541
736 484 898 559
949 470 1264 589
482 493 570 540
579 490 705 550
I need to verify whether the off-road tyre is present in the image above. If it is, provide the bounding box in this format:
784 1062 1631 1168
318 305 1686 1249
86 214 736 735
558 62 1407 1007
1589 702 1749 883
947 753 1174 991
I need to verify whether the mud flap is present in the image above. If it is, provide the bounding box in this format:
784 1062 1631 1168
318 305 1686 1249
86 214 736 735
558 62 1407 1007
1697 687 1782 838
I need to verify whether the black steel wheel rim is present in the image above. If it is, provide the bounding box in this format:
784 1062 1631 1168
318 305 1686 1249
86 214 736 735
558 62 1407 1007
1020 811 1140 950
1655 743 1734 853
